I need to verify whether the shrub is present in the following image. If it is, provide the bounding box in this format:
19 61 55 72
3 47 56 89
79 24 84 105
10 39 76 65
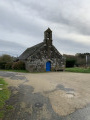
12 61 25 70
66 59 76 68
0 62 6 69
0 54 13 63
5 62 13 70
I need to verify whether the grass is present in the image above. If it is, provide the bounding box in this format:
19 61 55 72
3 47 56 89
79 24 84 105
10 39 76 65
0 69 46 74
0 78 11 118
65 67 90 73
0 69 29 73
6 105 13 110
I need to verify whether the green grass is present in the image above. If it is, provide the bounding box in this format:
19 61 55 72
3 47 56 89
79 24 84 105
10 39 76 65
65 67 90 73
0 69 46 73
6 105 13 110
0 78 11 118
0 69 29 73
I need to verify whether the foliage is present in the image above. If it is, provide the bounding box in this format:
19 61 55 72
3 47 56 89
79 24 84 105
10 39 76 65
12 61 25 70
0 54 13 70
0 62 6 69
64 53 87 67
0 55 26 71
66 59 76 68
0 111 4 118
0 78 11 118
6 105 13 110
75 53 86 66
5 62 13 70
63 54 76 67
0 54 13 63
75 57 86 67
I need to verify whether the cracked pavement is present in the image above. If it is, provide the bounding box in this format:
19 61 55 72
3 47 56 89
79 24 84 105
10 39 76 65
0 71 90 120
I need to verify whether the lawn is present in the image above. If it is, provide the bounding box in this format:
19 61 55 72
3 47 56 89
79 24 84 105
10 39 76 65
0 78 10 118
0 69 29 73
65 67 90 73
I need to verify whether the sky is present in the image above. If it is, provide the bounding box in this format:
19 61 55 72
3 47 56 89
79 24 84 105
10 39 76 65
0 0 90 56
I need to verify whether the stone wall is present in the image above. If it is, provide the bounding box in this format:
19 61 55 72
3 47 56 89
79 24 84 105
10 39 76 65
25 44 64 72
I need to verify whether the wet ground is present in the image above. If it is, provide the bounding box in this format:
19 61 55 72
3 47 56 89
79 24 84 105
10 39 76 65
0 71 90 120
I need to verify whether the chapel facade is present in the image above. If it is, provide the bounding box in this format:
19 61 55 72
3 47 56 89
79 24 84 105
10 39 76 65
19 28 65 72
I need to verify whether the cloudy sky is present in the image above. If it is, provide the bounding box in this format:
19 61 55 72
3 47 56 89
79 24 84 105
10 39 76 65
0 0 90 56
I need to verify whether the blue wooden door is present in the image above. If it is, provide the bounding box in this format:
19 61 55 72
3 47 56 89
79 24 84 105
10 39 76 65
46 61 51 71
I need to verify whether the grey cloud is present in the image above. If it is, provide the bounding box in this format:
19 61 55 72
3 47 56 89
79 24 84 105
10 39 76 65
0 39 26 56
44 12 90 36
20 0 90 36
0 0 90 56
0 2 42 37
1 0 90 36
54 37 90 54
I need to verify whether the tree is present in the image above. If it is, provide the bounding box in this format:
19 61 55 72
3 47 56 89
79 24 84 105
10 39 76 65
0 54 13 63
63 54 76 67
0 54 13 69
66 59 76 68
75 53 86 66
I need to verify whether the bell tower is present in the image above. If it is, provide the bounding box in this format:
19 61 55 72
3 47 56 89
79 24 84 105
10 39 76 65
44 28 52 46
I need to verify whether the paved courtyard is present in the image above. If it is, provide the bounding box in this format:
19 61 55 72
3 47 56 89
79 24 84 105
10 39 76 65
0 71 90 120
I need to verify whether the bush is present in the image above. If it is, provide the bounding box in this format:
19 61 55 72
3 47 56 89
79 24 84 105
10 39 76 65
12 61 25 70
0 62 6 69
5 62 13 70
0 54 13 63
66 59 76 68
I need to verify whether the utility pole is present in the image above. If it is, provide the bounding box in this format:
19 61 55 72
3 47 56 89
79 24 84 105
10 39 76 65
86 55 87 68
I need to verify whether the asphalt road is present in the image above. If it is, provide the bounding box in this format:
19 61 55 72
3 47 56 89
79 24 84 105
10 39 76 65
0 71 90 120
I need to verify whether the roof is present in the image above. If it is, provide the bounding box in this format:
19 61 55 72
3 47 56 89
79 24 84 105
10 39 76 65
19 42 44 60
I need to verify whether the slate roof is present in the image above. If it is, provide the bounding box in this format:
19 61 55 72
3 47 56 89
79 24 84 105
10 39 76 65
19 42 44 60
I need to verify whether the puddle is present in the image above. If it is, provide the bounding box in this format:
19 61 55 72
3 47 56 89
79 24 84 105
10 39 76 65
44 84 75 95
56 84 74 92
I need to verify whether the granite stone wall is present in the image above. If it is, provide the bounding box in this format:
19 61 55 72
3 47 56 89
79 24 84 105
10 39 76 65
25 44 64 72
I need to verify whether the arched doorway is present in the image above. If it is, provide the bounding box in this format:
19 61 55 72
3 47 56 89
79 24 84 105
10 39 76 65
46 61 51 71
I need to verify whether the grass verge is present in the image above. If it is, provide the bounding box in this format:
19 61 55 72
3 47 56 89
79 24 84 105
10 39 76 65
0 69 46 74
65 67 90 73
0 69 29 73
0 78 11 118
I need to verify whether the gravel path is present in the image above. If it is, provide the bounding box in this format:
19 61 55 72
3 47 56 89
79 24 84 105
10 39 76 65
0 71 90 120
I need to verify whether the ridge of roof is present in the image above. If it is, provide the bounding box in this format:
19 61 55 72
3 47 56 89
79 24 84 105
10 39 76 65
52 45 62 57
